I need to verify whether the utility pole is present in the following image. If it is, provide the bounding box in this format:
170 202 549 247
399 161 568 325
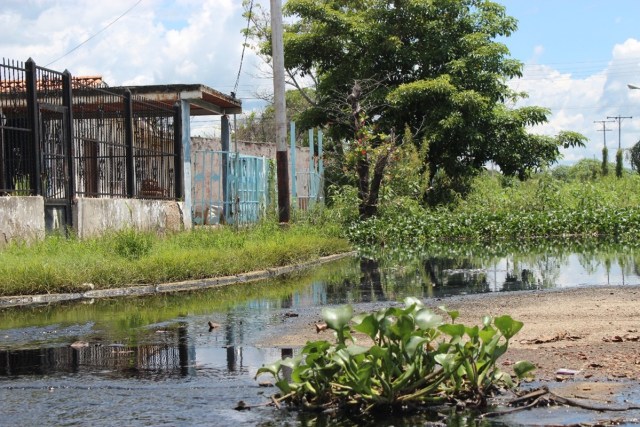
607 115 633 150
270 0 290 223
594 120 614 148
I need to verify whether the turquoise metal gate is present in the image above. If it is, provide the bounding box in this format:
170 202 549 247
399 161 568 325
192 150 269 225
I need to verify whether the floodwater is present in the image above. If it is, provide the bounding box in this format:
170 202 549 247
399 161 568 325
2 242 640 426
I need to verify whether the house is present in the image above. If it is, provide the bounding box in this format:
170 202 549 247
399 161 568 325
0 57 241 246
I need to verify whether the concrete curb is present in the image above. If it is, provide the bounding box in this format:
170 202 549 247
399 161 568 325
0 251 357 308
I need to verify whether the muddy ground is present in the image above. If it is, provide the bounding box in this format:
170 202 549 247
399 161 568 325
262 286 640 382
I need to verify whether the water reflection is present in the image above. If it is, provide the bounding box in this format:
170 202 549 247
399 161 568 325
1 241 640 425
0 324 196 379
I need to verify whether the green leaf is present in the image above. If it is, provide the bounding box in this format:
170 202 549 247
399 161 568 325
513 360 536 379
352 313 379 340
435 353 457 373
405 335 428 358
391 314 415 338
347 344 370 356
322 305 354 331
479 327 497 344
404 296 423 310
415 308 443 330
255 360 281 378
438 305 459 322
370 345 388 359
438 323 465 337
494 315 524 340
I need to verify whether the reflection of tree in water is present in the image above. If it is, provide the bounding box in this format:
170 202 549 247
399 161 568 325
501 268 538 292
358 258 386 302
422 257 490 294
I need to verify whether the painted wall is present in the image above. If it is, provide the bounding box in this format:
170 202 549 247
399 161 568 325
191 137 316 202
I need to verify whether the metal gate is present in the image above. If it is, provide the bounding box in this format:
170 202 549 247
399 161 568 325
192 150 269 225
39 104 72 232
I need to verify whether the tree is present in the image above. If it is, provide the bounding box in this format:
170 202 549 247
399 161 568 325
602 146 609 176
616 149 624 178
234 88 316 143
250 0 586 214
629 140 640 173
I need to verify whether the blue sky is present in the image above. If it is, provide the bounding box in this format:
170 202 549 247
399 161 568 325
1 0 640 163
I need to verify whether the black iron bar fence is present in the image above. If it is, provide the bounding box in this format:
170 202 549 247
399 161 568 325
0 57 181 207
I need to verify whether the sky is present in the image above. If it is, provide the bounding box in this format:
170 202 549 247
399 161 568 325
1 0 640 165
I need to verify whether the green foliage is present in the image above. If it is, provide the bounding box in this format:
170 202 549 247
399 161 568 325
616 149 624 178
0 222 351 296
630 140 640 173
257 298 531 411
341 170 640 249
111 229 154 260
276 0 585 185
552 159 600 182
602 146 609 176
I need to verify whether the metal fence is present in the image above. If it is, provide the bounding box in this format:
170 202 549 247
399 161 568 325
0 57 181 231
73 80 179 200
192 150 270 225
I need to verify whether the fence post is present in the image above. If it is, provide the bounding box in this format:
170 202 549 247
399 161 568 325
221 114 230 222
62 69 75 227
318 129 324 202
290 121 297 202
308 128 315 205
124 89 134 197
25 58 41 195
173 103 183 200
180 100 192 229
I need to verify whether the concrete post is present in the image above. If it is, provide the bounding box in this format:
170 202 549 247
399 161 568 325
180 100 192 229
290 121 297 201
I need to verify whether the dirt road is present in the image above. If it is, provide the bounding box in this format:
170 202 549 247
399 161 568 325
261 286 640 381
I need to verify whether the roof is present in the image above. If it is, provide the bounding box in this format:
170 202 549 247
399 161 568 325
114 83 242 116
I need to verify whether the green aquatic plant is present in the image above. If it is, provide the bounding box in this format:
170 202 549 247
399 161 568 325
256 298 533 413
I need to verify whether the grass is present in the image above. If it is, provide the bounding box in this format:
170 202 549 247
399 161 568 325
0 220 351 297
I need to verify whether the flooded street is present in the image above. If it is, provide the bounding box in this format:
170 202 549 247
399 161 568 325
2 243 640 426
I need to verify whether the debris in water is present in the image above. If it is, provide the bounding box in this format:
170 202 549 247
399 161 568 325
234 400 250 411
208 321 220 331
315 322 328 333
70 341 89 349
556 368 580 375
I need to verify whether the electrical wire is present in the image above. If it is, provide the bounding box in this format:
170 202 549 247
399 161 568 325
45 0 143 67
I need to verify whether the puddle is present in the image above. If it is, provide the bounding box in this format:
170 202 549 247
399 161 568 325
2 242 640 425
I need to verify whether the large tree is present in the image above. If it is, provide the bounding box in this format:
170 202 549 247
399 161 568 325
249 0 585 215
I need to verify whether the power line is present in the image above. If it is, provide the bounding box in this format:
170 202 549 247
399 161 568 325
45 0 143 67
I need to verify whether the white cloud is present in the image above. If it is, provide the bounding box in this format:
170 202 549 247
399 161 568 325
0 0 259 97
509 37 640 164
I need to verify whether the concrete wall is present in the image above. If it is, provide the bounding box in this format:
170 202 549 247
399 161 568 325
0 196 46 247
191 137 316 199
74 198 184 239
0 197 185 247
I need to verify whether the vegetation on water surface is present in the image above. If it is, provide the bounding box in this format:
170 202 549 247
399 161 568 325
324 164 640 250
257 297 533 412
0 221 350 297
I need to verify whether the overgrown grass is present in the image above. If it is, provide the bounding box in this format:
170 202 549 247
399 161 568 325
0 220 351 297
343 171 640 249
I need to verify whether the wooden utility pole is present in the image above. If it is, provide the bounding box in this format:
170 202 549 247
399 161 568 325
594 119 614 148
270 0 290 222
607 115 633 150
